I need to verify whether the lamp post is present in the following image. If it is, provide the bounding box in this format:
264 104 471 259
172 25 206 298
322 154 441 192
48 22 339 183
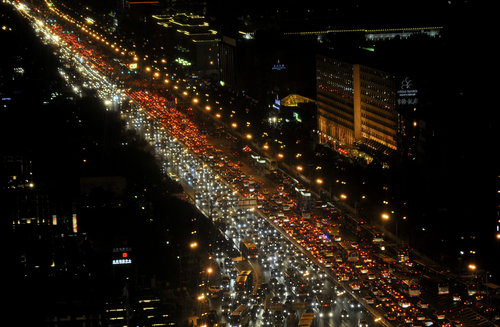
467 263 478 297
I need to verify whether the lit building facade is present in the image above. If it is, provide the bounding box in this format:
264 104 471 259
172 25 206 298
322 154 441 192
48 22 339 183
316 55 398 160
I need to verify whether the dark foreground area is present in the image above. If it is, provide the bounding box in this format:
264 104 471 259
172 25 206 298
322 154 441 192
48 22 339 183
2 5 212 325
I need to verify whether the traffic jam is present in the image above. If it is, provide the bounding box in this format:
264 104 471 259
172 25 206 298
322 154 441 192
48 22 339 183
13 1 479 326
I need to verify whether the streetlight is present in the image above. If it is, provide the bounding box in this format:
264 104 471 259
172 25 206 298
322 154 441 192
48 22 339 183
340 193 348 200
315 178 323 185
467 263 478 295
381 212 390 220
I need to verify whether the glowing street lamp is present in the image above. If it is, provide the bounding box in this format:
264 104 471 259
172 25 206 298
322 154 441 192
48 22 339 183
315 178 323 185
189 241 198 249
340 193 348 200
296 165 303 172
381 212 390 220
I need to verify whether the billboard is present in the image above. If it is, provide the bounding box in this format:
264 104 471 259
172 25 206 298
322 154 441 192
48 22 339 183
72 214 78 233
397 77 418 106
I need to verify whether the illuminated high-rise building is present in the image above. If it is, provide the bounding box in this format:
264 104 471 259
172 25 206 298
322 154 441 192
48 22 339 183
316 55 400 161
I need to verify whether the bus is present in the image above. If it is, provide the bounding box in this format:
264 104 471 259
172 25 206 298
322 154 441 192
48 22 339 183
240 238 258 259
264 157 277 172
229 304 250 327
438 281 450 295
339 241 360 262
421 274 450 296
295 277 311 298
347 250 360 262
235 270 253 294
400 279 421 297
298 312 315 327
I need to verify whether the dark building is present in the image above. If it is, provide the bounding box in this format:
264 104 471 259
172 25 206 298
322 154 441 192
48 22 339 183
153 12 219 79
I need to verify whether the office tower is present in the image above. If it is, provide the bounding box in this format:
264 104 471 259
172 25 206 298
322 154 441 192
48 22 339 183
316 55 399 162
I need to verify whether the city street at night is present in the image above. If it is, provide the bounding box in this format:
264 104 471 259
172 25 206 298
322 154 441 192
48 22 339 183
2 0 498 327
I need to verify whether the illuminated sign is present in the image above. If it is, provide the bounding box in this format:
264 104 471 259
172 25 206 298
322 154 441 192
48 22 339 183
72 214 78 233
112 247 132 265
397 77 418 106
293 112 302 123
272 95 280 110
112 259 132 265
52 214 57 226
272 59 286 71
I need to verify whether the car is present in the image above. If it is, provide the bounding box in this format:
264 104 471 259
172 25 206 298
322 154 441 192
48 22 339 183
207 310 218 325
364 297 375 305
417 301 429 309
340 309 349 319
434 311 446 320
358 318 369 327
350 282 361 291
221 303 231 315
385 314 396 321
349 299 362 309
404 316 414 324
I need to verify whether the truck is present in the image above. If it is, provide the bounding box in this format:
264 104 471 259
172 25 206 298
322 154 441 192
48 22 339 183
238 197 257 209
